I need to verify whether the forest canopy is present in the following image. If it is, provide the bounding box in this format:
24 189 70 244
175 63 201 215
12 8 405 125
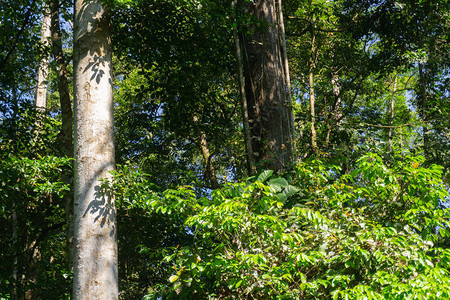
0 0 449 299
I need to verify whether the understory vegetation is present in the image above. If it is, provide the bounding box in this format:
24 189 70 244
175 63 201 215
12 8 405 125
109 153 450 299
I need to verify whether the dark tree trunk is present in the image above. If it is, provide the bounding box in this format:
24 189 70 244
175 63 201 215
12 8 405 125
325 73 343 150
309 68 318 153
242 0 295 172
387 75 397 153
234 27 255 175
50 0 74 271
50 0 73 157
193 115 219 189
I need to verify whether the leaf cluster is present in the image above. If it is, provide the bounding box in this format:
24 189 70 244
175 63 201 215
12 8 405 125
0 155 72 298
106 153 449 299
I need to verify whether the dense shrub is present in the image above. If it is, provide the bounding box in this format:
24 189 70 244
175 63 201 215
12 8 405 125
109 153 450 299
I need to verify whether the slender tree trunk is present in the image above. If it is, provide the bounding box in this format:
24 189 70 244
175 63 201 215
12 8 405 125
32 17 51 290
73 0 118 298
277 0 296 150
199 130 218 189
387 75 397 153
418 63 429 158
325 73 342 149
193 115 219 189
35 7 52 111
11 83 19 298
308 28 318 153
24 240 41 300
242 0 295 172
325 106 332 150
51 0 73 157
331 74 343 124
233 23 255 175
49 0 75 272
309 70 318 153
11 202 18 299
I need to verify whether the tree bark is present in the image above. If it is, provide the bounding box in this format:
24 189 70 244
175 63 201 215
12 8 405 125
242 0 295 172
277 0 296 151
308 29 318 153
418 63 429 158
35 7 52 111
309 70 318 153
24 240 41 300
11 202 18 299
325 73 342 149
49 0 75 272
387 75 397 153
233 24 255 175
72 0 118 298
193 115 219 189
51 0 73 157
26 10 52 298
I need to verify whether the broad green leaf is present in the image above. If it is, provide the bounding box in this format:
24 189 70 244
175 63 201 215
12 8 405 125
257 170 273 182
276 192 288 203
269 177 288 189
284 185 300 197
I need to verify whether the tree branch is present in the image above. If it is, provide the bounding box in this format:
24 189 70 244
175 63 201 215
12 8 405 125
345 122 420 129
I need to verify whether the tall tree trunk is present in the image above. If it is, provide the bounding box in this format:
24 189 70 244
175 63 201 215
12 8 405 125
24 240 41 300
10 82 19 299
387 75 397 153
73 0 118 298
309 70 318 153
50 0 75 269
35 7 51 111
418 63 429 158
233 23 255 175
50 0 73 157
325 73 342 149
33 12 53 289
277 0 296 150
308 28 318 153
11 202 18 299
242 0 295 172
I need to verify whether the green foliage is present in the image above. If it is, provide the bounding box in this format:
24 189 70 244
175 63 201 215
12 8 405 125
0 0 448 298
112 0 246 186
0 0 41 100
0 155 72 299
101 166 195 298
107 154 449 299
287 0 448 171
0 106 63 158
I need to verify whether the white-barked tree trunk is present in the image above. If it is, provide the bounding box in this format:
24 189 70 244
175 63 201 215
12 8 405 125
72 0 117 298
35 7 51 110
